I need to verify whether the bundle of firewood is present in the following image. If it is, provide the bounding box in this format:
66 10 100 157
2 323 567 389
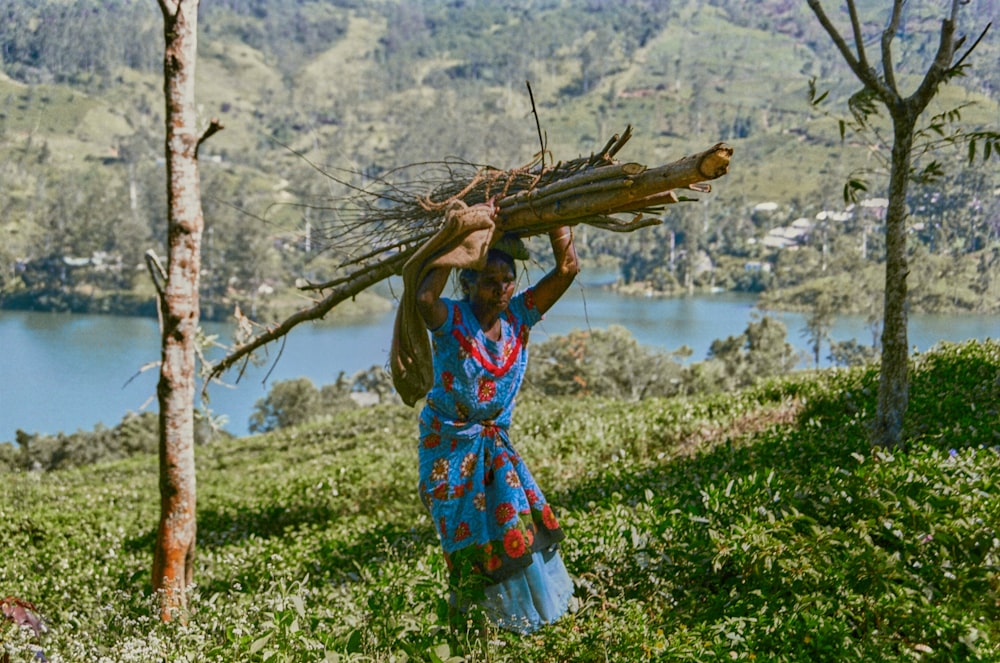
307 126 730 287
209 127 732 381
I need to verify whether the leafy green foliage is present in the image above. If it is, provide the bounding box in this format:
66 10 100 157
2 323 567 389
526 319 799 403
3 341 997 661
828 338 879 367
705 315 800 390
525 324 689 400
249 377 347 434
248 366 401 434
9 412 156 472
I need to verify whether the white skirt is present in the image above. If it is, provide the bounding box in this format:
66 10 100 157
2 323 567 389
476 546 575 635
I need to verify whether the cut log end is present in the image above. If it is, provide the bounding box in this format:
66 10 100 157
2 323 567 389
698 144 733 179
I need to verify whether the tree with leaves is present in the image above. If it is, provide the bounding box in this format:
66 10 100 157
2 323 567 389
526 325 689 400
149 0 222 621
806 0 997 448
802 291 835 368
704 315 799 391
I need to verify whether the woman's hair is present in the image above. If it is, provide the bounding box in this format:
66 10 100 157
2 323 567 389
459 248 516 299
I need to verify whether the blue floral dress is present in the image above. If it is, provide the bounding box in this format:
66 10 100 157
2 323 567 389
418 288 574 634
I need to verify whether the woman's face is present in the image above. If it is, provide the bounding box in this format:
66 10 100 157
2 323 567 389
468 259 516 315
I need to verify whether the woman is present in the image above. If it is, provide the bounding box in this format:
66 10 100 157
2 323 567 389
414 205 580 635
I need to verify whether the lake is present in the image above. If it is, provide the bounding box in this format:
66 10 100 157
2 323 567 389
1 277 996 441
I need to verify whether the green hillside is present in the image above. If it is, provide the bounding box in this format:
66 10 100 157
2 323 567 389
2 340 998 661
2 0 998 320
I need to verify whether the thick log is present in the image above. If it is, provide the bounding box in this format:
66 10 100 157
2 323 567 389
497 142 731 233
605 190 682 214
503 162 647 207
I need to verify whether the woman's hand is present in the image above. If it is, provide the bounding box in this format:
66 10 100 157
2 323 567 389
549 226 579 276
484 195 499 218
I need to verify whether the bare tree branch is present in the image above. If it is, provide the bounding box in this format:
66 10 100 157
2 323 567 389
206 252 408 385
910 13 958 111
952 22 991 71
807 0 885 95
880 0 905 93
807 1 860 74
196 118 224 156
847 0 871 74
526 80 546 169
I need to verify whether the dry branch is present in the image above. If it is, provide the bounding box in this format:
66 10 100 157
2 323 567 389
209 252 409 382
207 129 732 385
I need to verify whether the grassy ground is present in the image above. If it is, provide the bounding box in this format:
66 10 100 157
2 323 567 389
2 340 998 662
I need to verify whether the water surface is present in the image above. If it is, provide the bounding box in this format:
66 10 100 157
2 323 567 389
1 281 994 440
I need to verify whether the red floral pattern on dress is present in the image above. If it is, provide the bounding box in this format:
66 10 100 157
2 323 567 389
477 376 496 402
495 502 516 525
503 528 527 558
419 290 564 582
453 522 471 542
541 504 559 530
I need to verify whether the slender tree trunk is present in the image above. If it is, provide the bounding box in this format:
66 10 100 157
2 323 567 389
152 0 207 621
873 117 915 447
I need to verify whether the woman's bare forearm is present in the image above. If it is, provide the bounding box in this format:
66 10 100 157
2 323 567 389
415 266 452 329
533 226 580 314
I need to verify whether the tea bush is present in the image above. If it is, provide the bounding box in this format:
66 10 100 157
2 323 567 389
1 341 997 661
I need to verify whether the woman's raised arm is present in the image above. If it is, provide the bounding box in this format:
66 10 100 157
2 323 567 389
531 226 580 315
415 266 452 330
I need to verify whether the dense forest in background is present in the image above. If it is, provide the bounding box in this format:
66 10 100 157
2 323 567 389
1 0 998 324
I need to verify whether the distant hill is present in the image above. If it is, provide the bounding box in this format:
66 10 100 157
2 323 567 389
1 0 997 318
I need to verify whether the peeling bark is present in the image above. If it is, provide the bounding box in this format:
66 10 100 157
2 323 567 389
152 0 218 621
